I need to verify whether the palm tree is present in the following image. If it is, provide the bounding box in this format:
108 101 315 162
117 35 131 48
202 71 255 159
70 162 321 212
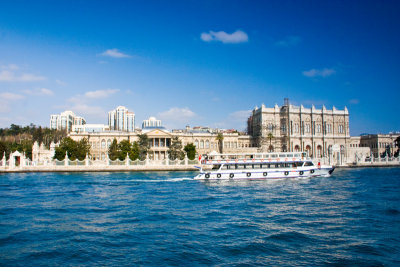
216 133 224 153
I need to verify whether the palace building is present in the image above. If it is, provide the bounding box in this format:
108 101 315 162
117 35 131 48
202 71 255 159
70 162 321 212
65 99 378 164
248 98 350 158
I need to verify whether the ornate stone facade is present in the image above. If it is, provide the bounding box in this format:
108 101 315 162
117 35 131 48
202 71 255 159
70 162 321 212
359 134 399 157
249 99 350 159
69 129 257 160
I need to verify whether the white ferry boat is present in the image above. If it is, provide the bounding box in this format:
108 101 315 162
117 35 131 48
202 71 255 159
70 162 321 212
194 152 334 180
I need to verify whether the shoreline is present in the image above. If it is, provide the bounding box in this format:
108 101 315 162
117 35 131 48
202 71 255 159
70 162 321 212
1 164 400 173
0 165 200 173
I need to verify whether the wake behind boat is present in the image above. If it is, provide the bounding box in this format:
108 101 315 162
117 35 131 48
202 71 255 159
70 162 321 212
194 152 334 180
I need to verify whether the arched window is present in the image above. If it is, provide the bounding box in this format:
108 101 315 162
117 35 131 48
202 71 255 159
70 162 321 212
306 124 310 133
107 139 111 148
317 145 322 158
101 153 105 160
305 145 312 157
200 140 204 149
282 145 287 152
295 123 299 133
268 145 274 152
205 140 210 148
317 124 321 133
195 140 199 148
294 145 300 152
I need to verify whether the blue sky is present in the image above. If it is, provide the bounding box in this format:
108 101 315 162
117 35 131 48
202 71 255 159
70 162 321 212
0 0 399 135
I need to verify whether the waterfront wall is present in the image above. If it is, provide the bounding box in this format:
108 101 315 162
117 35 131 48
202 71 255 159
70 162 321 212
0 152 201 173
1 151 399 173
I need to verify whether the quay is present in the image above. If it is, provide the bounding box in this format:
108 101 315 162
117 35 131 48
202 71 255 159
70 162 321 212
0 150 201 173
1 150 399 173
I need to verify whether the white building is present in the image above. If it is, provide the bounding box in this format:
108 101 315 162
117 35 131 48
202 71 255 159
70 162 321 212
50 110 86 132
108 106 135 132
142 116 162 129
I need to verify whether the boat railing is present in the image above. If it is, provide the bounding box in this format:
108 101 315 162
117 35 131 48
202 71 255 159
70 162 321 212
201 152 310 164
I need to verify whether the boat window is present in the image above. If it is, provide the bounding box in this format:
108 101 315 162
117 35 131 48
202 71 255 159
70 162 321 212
212 164 221 170
271 154 277 158
235 164 246 170
287 154 293 157
304 161 314 166
294 153 300 157
222 165 232 170
279 154 286 158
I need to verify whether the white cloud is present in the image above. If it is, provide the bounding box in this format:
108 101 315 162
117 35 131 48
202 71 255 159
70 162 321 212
62 96 107 122
100 49 130 58
0 70 46 82
84 89 120 99
275 36 302 47
0 92 25 100
1 64 19 70
56 79 67 86
0 92 25 114
68 103 106 117
200 30 248 44
302 68 336 78
0 105 10 113
23 88 54 96
157 107 197 129
213 110 251 131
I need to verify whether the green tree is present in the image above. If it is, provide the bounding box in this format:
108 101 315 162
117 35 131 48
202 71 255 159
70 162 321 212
54 137 90 161
32 126 44 145
0 141 8 158
137 134 150 160
108 138 120 160
168 136 184 160
130 141 140 160
118 140 132 160
184 143 196 160
216 133 224 153
54 137 75 160
76 138 90 160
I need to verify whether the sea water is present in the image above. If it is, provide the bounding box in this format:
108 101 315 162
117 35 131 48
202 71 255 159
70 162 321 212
0 168 399 266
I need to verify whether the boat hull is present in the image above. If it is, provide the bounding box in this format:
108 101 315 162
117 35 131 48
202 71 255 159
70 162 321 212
194 166 334 180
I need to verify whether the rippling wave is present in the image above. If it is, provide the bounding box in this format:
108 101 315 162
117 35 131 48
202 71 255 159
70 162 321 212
1 168 400 265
